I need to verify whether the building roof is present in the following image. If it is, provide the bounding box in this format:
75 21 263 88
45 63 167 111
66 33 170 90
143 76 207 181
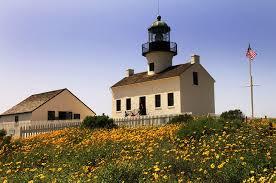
112 63 193 88
0 89 66 116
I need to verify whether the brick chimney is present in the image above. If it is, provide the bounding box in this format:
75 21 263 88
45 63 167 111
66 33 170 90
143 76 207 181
126 69 134 77
191 54 200 64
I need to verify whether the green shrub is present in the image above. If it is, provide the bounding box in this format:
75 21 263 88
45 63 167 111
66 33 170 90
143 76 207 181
220 109 245 121
168 114 193 124
81 115 117 129
269 118 276 124
0 129 6 139
210 160 250 182
177 117 224 139
164 157 193 177
2 135 12 144
96 163 144 183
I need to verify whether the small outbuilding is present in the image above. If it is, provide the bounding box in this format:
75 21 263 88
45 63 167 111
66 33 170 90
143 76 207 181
0 88 95 123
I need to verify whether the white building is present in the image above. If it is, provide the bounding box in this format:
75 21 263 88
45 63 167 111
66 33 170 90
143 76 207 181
111 16 215 118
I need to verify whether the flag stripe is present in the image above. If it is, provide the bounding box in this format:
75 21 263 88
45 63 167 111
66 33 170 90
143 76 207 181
246 46 257 60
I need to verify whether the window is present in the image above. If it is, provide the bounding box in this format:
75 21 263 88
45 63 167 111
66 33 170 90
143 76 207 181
168 93 174 107
155 94 161 108
67 112 73 120
149 63 154 71
74 114 80 119
126 98 131 111
58 112 72 120
15 116 19 122
116 100 121 111
48 111 55 120
58 112 67 120
193 72 199 85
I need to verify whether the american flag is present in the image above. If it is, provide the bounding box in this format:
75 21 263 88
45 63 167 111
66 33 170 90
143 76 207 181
246 44 257 60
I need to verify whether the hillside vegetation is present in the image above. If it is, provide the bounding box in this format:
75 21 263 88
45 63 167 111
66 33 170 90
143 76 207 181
0 117 275 183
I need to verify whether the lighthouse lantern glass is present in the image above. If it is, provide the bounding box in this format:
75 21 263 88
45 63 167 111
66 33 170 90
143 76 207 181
148 32 170 43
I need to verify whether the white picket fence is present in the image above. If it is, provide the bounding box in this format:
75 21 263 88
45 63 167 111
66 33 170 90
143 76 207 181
0 120 81 138
113 113 186 127
20 121 82 138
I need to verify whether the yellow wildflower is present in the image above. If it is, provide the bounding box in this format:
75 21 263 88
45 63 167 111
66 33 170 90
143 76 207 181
210 163 215 169
6 169 12 174
153 165 160 172
38 174 46 179
57 167 63 172
153 172 159 180
217 162 225 169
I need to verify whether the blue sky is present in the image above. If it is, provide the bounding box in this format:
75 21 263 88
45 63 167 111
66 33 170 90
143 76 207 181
0 0 275 117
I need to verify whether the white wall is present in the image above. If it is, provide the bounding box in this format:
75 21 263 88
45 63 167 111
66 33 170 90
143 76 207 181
111 77 181 118
0 114 31 137
180 63 215 115
146 51 174 75
0 113 31 123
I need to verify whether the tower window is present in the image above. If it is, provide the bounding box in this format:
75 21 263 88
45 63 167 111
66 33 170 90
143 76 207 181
168 93 174 107
193 72 199 85
155 95 161 108
116 100 121 111
126 98 131 111
149 63 154 71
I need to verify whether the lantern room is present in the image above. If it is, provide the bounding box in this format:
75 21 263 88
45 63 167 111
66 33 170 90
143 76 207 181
142 16 177 57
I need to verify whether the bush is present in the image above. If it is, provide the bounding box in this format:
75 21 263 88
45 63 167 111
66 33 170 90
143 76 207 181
210 160 250 182
177 117 224 140
0 129 6 139
81 115 117 129
0 132 12 153
225 119 243 132
168 114 193 124
96 163 144 183
164 157 193 177
220 109 245 121
1 136 12 146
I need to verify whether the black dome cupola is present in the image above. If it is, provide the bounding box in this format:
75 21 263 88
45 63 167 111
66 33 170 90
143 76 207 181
142 16 177 56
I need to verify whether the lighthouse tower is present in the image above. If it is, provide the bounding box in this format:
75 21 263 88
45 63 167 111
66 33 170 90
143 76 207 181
142 16 177 75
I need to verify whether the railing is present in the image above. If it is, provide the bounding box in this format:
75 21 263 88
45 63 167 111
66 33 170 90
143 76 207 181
113 113 185 128
142 41 177 56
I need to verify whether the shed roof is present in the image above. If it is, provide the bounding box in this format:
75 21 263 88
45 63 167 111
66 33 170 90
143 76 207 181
0 89 66 116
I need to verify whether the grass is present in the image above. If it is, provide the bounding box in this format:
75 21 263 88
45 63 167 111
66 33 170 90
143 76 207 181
0 119 275 182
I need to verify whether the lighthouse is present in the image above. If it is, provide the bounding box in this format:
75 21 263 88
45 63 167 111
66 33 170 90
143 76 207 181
142 15 177 75
111 15 215 119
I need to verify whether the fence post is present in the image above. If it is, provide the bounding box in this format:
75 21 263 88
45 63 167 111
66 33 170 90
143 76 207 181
19 126 22 138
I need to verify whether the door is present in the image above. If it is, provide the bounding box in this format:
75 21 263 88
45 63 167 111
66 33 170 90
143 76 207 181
139 96 146 115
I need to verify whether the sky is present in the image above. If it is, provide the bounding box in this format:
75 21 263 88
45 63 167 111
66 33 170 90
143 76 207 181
0 0 275 117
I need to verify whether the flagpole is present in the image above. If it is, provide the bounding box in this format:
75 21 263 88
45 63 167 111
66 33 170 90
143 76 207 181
249 58 254 119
